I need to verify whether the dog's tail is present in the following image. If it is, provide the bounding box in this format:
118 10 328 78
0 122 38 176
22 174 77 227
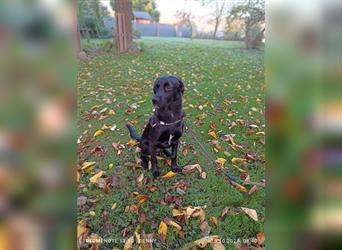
126 123 141 141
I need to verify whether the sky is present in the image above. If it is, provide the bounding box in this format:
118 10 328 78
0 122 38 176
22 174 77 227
100 0 228 33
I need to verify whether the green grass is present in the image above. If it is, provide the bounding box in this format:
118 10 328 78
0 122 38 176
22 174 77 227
77 37 265 249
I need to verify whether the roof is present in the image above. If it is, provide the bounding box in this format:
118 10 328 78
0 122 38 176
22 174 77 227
133 11 152 20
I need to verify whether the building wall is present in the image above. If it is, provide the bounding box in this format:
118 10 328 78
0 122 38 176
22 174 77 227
103 17 191 38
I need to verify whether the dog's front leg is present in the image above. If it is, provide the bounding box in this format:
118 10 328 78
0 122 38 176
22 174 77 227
149 144 160 178
171 142 182 173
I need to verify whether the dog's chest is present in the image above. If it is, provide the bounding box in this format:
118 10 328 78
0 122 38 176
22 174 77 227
157 128 182 148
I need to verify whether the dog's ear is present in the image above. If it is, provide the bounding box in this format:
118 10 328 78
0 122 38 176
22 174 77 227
176 77 184 95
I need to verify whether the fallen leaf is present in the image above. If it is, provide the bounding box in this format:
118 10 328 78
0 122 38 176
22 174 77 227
256 232 265 245
200 221 211 236
108 109 116 115
194 235 219 248
94 129 104 137
136 194 149 205
89 171 104 184
128 139 138 147
160 171 176 179
215 158 226 167
123 235 134 250
229 180 247 192
200 172 207 179
182 164 201 173
111 203 117 210
172 208 183 217
157 221 167 241
136 173 144 186
82 161 96 171
88 233 101 250
231 157 246 164
248 185 258 195
147 185 158 192
139 232 153 250
240 207 258 221
164 217 182 232
77 220 88 239
211 240 226 250
89 211 96 216
77 196 87 207
208 131 217 139
210 216 218 226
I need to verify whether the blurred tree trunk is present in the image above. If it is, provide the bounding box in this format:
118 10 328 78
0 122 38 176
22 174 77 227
115 0 132 53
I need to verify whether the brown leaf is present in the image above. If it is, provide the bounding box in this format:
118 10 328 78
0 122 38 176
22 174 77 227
111 175 120 187
200 221 211 236
77 196 87 207
256 232 265 245
239 207 258 221
210 216 218 226
139 213 146 224
248 185 258 195
139 232 153 250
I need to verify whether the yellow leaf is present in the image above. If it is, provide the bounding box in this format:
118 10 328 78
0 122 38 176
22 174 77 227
89 211 96 216
108 163 113 169
89 171 104 184
160 171 176 179
81 161 96 170
77 220 88 239
128 139 138 147
123 236 134 250
157 221 167 241
108 109 116 115
215 158 226 167
111 203 117 210
231 157 246 164
94 129 104 137
77 171 80 183
208 131 217 139
172 208 183 217
240 207 258 221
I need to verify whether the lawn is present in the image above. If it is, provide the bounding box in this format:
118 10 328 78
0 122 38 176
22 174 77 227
77 37 265 250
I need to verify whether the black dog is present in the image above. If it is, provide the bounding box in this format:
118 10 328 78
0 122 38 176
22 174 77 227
126 76 185 178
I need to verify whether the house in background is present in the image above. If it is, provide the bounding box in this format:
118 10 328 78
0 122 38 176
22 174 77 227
133 11 153 24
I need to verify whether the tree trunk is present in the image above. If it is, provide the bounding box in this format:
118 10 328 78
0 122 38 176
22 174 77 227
213 19 219 39
115 0 132 53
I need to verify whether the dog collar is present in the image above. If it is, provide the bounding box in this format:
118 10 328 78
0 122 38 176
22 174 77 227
151 119 182 128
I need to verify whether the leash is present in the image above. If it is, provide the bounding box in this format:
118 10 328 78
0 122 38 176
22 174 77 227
183 120 238 182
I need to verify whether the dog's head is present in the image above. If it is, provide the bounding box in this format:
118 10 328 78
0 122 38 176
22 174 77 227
152 76 184 109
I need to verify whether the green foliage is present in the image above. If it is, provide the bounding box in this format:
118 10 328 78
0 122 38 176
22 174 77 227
227 0 265 49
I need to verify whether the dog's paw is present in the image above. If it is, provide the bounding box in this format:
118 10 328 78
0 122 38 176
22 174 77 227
171 165 182 173
152 169 161 178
